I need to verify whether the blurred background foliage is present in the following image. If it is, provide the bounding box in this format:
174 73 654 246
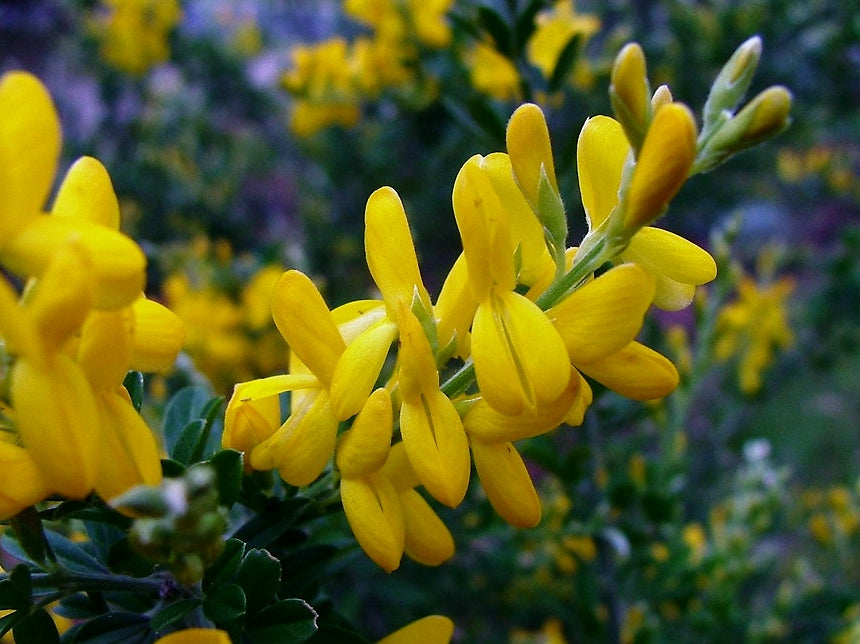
1 0 858 641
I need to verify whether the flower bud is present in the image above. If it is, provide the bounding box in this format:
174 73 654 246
609 42 651 152
703 36 762 128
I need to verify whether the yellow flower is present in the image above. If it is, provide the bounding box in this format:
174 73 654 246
714 273 794 393
90 0 182 76
154 628 231 644
468 42 521 101
376 615 454 644
526 0 600 81
469 438 541 527
0 441 52 520
577 113 716 310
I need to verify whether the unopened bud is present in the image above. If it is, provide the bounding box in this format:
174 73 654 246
506 103 559 209
703 36 763 128
610 43 651 152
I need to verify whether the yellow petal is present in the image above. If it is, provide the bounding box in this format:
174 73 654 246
397 303 440 400
463 367 582 443
400 389 470 508
563 372 593 426
400 488 455 566
129 296 187 372
506 103 558 208
434 253 476 359
271 270 345 387
0 71 61 239
329 318 398 420
3 216 145 309
250 390 337 486
0 272 42 363
452 155 516 299
0 441 52 520
381 441 421 492
77 309 134 391
154 629 232 644
549 263 655 365
577 116 629 229
471 291 570 415
51 156 121 228
93 389 162 503
341 473 404 573
12 355 101 498
365 187 430 317
223 381 284 459
578 341 679 400
624 226 717 285
336 388 393 478
377 615 455 644
651 274 697 311
24 241 94 355
625 103 697 229
470 439 541 528
331 299 387 344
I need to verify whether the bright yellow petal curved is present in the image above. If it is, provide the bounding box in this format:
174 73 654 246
0 274 41 362
223 380 286 458
3 216 145 309
336 388 393 478
341 473 404 573
651 273 698 311
397 304 440 400
550 263 655 365
471 291 570 416
51 156 121 228
250 391 337 486
331 299 386 344
77 309 134 391
0 441 52 520
577 115 629 229
0 71 61 239
329 318 398 420
506 103 558 207
12 355 101 498
381 441 421 492
434 253 476 359
400 488 455 566
471 439 541 528
377 615 455 644
365 186 430 316
400 389 470 508
154 628 231 644
271 270 345 387
129 296 187 372
94 389 162 503
578 341 679 400
624 227 717 285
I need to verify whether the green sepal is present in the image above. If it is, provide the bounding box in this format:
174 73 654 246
702 36 762 136
410 288 439 356
535 164 567 277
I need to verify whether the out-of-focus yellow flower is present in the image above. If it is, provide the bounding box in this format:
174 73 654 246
682 522 708 564
511 617 568 644
90 0 182 76
714 273 794 393
527 0 600 80
154 628 231 644
468 42 521 101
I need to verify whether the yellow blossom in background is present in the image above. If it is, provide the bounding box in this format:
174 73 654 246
154 628 231 644
376 614 454 644
527 0 600 81
89 0 182 76
468 42 522 101
713 272 795 394
511 617 568 644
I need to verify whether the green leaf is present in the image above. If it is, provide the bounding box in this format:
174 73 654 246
170 419 207 465
0 611 26 638
209 449 243 508
161 459 187 478
245 599 318 644
202 538 245 592
203 583 246 625
45 531 109 575
9 507 54 569
548 33 582 92
232 497 312 549
62 611 149 643
13 607 59 644
0 565 32 610
84 521 126 564
514 0 544 52
106 538 156 578
308 623 372 644
122 371 144 412
279 545 340 595
55 593 106 620
163 387 224 463
235 549 281 615
477 5 512 55
149 598 203 632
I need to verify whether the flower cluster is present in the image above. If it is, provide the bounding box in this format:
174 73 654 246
88 0 183 76
223 37 792 572
0 72 185 517
282 0 454 136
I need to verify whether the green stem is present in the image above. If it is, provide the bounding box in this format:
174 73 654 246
23 570 170 596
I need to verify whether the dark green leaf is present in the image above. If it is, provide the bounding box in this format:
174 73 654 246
163 386 215 450
203 538 244 592
245 599 318 644
170 419 207 465
308 623 372 644
45 532 109 575
84 522 126 564
0 611 26 638
203 583 246 625
477 5 512 54
55 593 107 620
548 33 582 91
232 497 312 549
279 545 339 594
236 549 281 615
0 565 32 610
161 459 187 478
122 371 145 412
106 538 156 578
209 449 243 508
63 611 149 643
13 607 59 644
8 507 54 569
149 598 203 632
514 0 545 52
